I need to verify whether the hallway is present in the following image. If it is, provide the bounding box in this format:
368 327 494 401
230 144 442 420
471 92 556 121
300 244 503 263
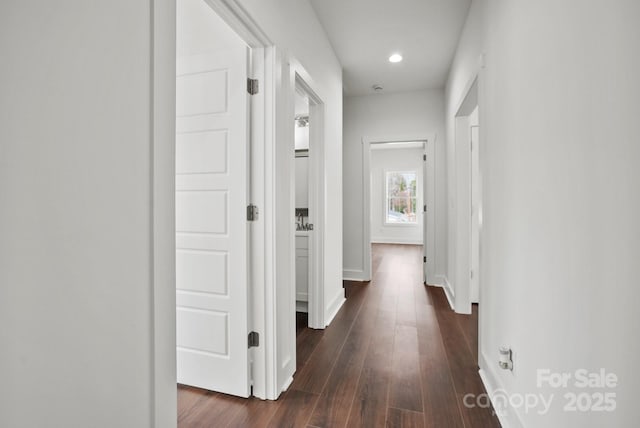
178 244 500 427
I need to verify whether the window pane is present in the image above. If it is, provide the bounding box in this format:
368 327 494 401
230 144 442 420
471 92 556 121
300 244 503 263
386 169 417 224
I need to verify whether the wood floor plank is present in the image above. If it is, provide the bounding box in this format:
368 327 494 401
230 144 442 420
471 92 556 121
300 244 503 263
178 391 245 428
427 286 501 427
177 385 208 422
386 407 424 428
307 330 371 428
307 274 384 427
226 398 280 428
290 286 367 394
415 304 464 428
296 326 324 370
413 279 433 307
415 290 442 357
346 308 397 427
431 297 485 395
395 278 418 326
457 303 479 364
346 366 391 428
420 356 465 428
388 325 423 413
361 308 397 372
266 389 319 428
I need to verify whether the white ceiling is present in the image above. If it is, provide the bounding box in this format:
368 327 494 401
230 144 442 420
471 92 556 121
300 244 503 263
309 0 471 96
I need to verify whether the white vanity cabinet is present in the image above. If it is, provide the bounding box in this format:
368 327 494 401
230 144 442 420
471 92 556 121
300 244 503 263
295 233 309 310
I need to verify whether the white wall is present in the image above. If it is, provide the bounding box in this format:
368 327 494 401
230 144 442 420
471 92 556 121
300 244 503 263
370 146 424 244
446 1 640 426
343 90 446 279
0 1 175 427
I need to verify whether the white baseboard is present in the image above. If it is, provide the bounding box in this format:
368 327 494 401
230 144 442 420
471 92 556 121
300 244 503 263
343 268 367 281
478 352 525 428
280 375 294 393
295 300 308 313
432 274 446 287
371 237 423 245
325 289 345 327
442 276 455 311
426 275 455 311
425 272 438 286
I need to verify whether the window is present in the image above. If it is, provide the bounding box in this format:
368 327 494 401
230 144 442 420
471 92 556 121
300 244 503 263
385 171 417 224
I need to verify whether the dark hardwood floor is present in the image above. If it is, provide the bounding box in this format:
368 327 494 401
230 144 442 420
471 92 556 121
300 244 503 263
178 244 500 427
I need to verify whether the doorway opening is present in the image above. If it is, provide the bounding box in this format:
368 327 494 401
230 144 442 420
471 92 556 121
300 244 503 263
361 135 436 284
292 73 325 331
294 88 311 324
370 142 425 246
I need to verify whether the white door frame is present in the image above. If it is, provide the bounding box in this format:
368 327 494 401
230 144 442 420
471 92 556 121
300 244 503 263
293 73 325 330
151 0 282 410
452 74 480 315
268 58 327 395
469 123 480 304
361 134 437 283
150 1 178 425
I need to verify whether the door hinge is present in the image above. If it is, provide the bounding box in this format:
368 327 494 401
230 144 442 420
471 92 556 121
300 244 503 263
423 154 427 161
248 331 259 348
247 204 259 221
423 204 427 213
423 256 427 263
247 78 259 95
470 270 474 279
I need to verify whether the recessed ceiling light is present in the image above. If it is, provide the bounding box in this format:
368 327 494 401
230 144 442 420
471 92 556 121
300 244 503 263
389 53 403 63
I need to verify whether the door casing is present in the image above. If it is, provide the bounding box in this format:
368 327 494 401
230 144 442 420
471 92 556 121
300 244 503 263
293 72 326 331
361 134 437 284
452 76 480 315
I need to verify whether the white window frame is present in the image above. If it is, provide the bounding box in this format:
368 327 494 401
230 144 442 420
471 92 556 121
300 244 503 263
384 170 418 226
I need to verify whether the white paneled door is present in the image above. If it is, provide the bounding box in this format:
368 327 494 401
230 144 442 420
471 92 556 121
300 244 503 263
175 46 251 397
